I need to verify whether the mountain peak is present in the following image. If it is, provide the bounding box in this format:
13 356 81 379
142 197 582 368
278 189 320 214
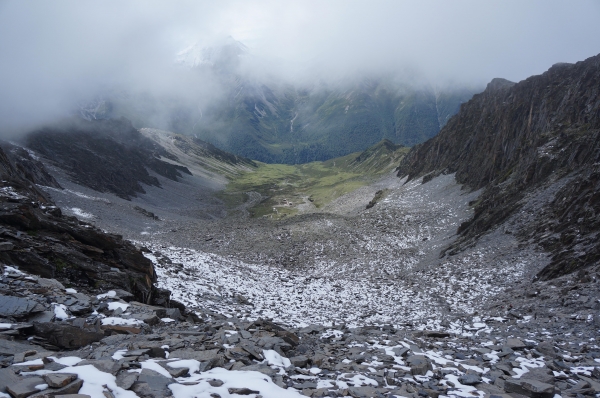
485 77 515 92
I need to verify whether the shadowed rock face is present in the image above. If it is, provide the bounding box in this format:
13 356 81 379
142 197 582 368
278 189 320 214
0 143 157 303
397 54 600 279
23 117 191 200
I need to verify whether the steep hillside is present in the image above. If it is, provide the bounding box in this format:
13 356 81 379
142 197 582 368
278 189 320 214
0 141 158 302
175 79 478 164
397 54 600 279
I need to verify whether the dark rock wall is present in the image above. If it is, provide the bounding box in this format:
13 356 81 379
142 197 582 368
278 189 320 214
24 118 191 200
0 144 158 303
396 54 600 279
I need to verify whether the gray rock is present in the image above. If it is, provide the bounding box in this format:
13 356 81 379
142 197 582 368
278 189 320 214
407 355 431 376
290 355 309 367
506 338 527 350
30 378 83 397
536 342 556 358
167 367 189 378
392 347 409 357
33 323 104 349
0 242 14 251
459 374 482 385
238 364 277 376
228 387 260 395
6 376 46 398
169 348 220 361
116 371 138 390
505 378 555 398
37 279 65 290
43 373 77 388
76 359 121 375
133 368 172 398
27 311 55 323
0 368 19 393
48 395 90 398
522 367 554 384
131 314 160 326
520 379 555 398
239 341 263 360
0 295 45 317
0 340 41 356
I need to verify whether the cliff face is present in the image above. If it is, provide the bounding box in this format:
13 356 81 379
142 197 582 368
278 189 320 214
397 54 600 279
24 118 192 200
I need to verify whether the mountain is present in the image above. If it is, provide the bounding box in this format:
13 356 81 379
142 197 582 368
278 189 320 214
191 78 478 164
0 140 158 303
83 39 481 164
397 53 600 280
22 118 255 201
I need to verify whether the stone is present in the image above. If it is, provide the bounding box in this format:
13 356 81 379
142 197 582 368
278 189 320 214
522 368 554 384
167 367 189 378
100 324 142 334
459 374 482 385
423 331 450 338
116 372 138 390
0 242 14 251
239 341 263 360
238 364 277 376
37 279 65 290
77 359 121 375
228 387 260 395
169 348 220 362
0 368 20 394
132 368 172 398
290 355 309 368
43 373 77 388
27 312 55 324
504 378 554 398
30 378 83 397
131 314 160 326
148 347 166 358
506 338 527 350
276 331 300 346
407 356 431 376
392 347 409 357
536 342 556 358
208 379 224 387
0 295 45 318
51 395 90 398
33 323 104 349
6 376 46 398
520 379 555 398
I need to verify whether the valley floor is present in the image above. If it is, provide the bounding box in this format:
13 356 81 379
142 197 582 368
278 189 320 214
32 165 600 398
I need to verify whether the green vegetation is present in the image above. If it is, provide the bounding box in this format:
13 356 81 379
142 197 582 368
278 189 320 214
219 140 409 218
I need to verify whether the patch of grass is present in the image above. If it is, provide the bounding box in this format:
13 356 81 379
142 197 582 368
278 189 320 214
223 141 409 218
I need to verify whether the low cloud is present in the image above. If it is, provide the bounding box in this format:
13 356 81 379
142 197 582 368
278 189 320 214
1 0 599 133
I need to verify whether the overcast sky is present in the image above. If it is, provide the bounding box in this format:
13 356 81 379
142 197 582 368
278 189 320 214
1 0 599 132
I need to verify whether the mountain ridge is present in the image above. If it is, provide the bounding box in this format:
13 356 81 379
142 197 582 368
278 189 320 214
397 53 600 279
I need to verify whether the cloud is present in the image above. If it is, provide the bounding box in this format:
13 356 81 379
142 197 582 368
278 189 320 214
0 0 599 133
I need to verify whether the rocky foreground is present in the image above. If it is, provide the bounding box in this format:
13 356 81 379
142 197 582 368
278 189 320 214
0 263 599 398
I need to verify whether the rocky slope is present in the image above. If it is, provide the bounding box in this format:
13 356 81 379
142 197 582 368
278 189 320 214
397 53 600 280
0 141 160 303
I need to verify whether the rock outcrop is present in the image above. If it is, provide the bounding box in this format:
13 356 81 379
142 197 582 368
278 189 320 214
0 142 158 303
397 53 600 279
23 118 192 200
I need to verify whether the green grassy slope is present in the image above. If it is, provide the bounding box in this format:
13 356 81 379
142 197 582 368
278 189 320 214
220 139 409 218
